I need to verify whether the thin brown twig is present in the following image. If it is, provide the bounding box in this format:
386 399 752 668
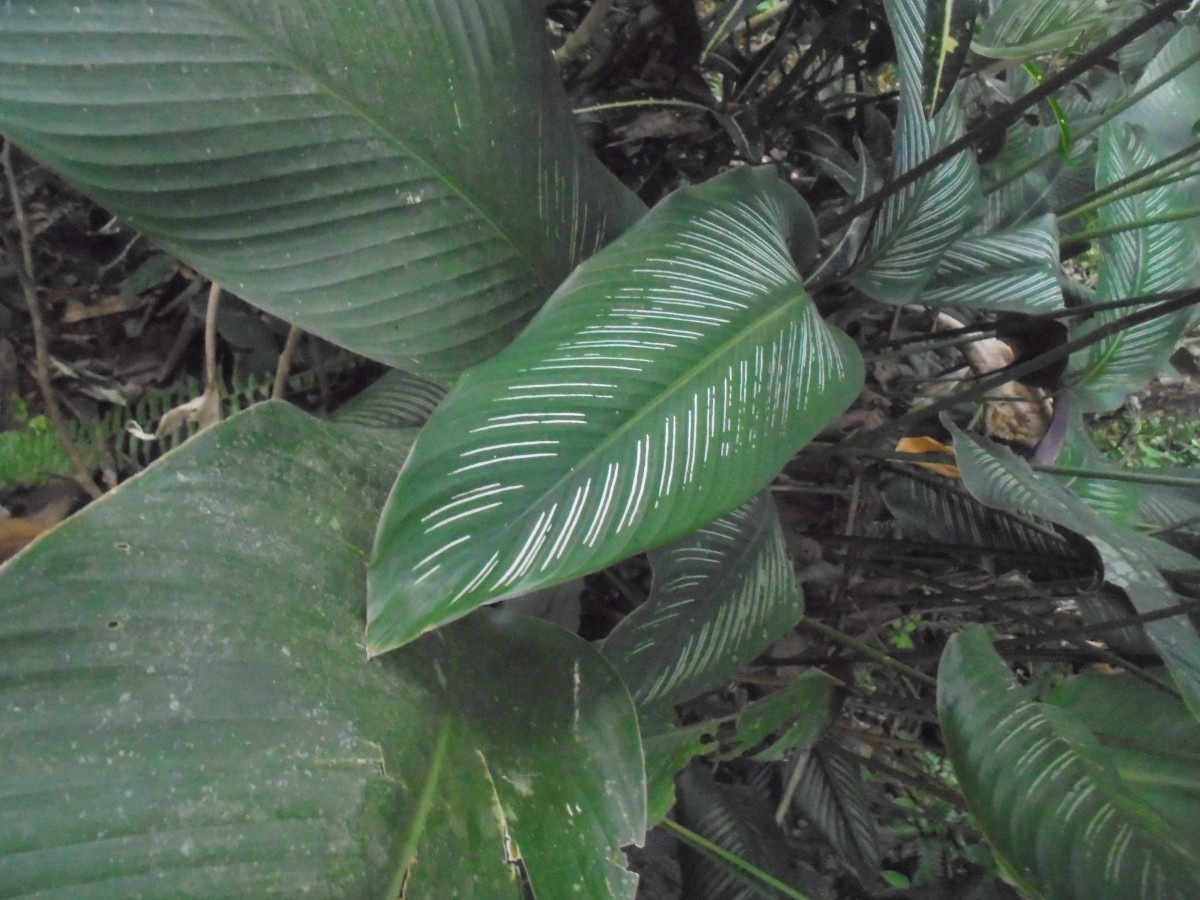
203 281 221 391
272 324 304 401
307 333 332 412
1 140 102 499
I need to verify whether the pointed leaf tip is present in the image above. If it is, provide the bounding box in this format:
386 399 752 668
367 167 864 654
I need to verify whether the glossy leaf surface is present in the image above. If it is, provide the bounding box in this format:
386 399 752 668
1046 671 1200 837
0 1 643 377
939 627 1200 899
0 403 643 898
921 215 1062 313
368 168 865 654
602 492 805 715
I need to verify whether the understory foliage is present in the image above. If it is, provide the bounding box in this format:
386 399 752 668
2 1 1200 898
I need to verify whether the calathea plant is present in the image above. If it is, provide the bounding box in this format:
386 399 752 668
2 0 1200 897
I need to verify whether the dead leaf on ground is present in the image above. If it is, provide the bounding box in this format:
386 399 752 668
62 293 147 323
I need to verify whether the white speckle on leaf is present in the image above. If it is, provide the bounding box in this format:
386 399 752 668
503 773 533 797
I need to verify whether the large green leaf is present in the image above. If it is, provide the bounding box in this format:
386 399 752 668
329 369 447 431
367 167 865 655
1046 671 1200 837
601 491 805 716
881 471 1091 576
0 1 643 377
722 670 841 763
1119 25 1200 163
848 0 982 302
948 422 1200 719
972 0 1110 59
938 627 1200 900
0 403 643 898
1069 122 1200 411
921 215 1063 313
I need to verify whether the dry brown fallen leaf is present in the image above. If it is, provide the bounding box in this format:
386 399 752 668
933 312 1052 448
0 492 77 563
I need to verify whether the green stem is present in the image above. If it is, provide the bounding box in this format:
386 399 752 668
799 617 937 687
985 44 1200 199
573 97 713 116
661 819 815 900
1021 60 1071 156
1058 140 1200 221
824 0 1194 235
1032 463 1200 489
389 716 453 898
1061 204 1200 244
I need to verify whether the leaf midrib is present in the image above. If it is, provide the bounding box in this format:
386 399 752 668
478 281 819 568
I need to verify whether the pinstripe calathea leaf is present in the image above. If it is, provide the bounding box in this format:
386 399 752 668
948 421 1200 720
847 0 982 303
367 167 865 655
939 627 1200 899
601 492 804 717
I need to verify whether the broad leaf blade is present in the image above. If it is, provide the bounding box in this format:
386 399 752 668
948 422 1200 719
1052 410 1140 525
0 403 643 898
881 471 1090 573
728 670 841 763
368 167 864 654
602 492 805 715
789 740 881 889
921 215 1063 313
849 0 982 302
1046 671 1200 837
676 766 809 900
1119 26 1200 163
1070 123 1200 411
329 369 448 430
0 1 643 377
938 627 1200 899
972 0 1109 59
